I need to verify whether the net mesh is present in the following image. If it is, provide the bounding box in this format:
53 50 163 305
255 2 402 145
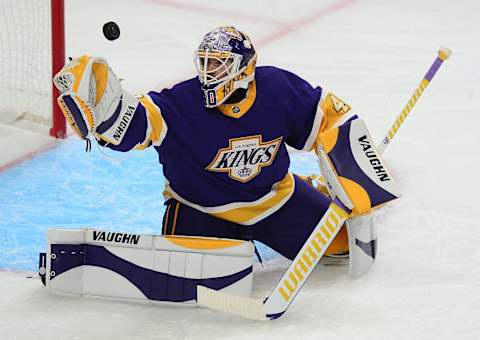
0 0 52 128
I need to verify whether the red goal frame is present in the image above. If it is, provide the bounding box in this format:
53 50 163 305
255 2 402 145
50 0 66 138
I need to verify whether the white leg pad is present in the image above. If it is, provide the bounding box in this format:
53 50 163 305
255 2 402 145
39 228 254 305
346 214 377 278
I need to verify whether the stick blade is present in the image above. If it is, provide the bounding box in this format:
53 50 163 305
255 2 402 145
197 286 268 321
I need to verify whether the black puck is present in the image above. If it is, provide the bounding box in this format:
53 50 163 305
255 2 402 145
103 21 120 41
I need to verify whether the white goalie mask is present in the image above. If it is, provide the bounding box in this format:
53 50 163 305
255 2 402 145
194 26 257 108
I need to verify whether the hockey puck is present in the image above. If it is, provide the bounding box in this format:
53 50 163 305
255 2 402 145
103 21 120 41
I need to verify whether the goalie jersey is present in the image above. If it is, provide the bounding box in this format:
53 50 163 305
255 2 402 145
100 66 355 225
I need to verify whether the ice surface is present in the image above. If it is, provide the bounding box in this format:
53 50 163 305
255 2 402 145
1 0 480 339
0 140 316 270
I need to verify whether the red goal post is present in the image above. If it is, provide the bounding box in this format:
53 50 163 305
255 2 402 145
0 0 66 138
50 0 66 138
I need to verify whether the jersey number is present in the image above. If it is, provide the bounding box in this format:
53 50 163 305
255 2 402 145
329 94 350 113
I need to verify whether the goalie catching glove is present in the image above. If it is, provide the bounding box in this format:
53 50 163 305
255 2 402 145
53 55 139 145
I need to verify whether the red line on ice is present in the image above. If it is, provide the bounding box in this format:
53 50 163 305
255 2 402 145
144 0 285 26
256 0 357 47
0 139 61 173
157 0 357 88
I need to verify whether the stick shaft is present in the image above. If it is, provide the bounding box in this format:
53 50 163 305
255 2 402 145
377 48 451 154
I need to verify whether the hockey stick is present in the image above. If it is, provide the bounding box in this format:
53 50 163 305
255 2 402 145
377 47 452 154
197 47 452 321
198 203 349 320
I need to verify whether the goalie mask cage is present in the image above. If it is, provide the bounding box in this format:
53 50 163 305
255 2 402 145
0 0 66 138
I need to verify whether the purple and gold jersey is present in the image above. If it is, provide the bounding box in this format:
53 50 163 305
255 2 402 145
103 66 354 225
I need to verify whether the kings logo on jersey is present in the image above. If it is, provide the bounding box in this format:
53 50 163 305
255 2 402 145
206 135 282 182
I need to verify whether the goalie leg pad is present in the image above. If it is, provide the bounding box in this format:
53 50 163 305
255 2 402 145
39 228 254 304
346 213 377 278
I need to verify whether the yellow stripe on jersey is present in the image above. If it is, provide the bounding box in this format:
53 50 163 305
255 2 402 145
164 172 295 225
209 172 294 224
162 204 172 235
137 95 168 149
319 93 351 132
171 202 180 235
303 91 353 152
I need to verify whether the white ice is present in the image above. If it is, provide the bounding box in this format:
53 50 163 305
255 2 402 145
1 0 480 339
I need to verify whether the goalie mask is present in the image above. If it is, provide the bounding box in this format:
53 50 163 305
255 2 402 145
194 26 257 108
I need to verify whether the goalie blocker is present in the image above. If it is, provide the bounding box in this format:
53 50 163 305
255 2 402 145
317 117 400 215
39 228 254 304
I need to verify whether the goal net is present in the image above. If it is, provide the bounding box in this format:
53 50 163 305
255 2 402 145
0 0 66 138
